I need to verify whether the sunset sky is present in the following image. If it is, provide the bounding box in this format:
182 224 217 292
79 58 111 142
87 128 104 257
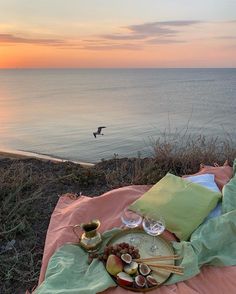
0 0 236 68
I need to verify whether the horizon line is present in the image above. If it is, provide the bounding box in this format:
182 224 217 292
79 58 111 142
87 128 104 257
1 67 236 70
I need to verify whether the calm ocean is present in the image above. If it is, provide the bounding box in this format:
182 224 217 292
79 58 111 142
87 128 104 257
0 68 235 163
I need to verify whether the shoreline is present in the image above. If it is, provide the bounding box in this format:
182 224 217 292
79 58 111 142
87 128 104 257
0 148 95 168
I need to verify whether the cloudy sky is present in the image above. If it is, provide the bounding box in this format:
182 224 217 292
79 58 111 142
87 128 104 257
0 0 236 68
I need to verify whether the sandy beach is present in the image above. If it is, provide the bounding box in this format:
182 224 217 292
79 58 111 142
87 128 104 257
0 149 94 168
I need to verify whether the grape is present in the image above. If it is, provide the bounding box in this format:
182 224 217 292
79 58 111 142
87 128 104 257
89 242 141 264
110 243 138 259
113 244 118 251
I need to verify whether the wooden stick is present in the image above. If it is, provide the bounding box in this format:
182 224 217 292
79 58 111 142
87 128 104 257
151 269 167 278
134 255 181 262
152 268 183 275
151 268 184 276
146 263 184 276
145 263 184 271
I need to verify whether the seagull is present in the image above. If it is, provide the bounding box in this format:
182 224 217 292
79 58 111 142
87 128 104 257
93 126 106 138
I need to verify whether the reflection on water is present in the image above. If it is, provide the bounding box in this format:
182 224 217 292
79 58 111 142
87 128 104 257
0 68 235 162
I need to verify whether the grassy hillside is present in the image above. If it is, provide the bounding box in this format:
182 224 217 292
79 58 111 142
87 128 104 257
1 136 235 293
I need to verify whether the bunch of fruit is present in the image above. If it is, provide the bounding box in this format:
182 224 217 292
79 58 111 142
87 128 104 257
89 242 158 289
101 242 141 261
88 242 140 264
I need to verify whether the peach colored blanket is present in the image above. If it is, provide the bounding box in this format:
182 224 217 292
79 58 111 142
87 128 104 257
37 186 236 294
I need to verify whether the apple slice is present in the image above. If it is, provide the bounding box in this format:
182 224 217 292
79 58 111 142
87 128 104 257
116 272 134 287
124 261 138 275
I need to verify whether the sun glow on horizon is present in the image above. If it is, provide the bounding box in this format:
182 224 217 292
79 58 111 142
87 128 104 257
0 1 236 68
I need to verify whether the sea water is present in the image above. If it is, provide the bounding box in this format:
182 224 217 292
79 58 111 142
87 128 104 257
0 68 235 162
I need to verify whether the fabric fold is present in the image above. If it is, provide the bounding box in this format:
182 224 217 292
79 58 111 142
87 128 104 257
35 159 236 293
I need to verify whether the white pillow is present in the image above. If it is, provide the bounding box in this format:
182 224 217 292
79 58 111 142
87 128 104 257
185 173 220 192
185 173 222 221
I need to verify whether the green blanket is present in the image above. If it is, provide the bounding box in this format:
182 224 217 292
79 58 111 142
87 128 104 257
35 230 118 294
35 160 236 293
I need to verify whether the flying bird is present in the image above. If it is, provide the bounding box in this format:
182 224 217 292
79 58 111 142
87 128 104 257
93 126 106 138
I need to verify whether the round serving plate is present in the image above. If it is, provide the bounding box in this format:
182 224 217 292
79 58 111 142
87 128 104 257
106 228 175 292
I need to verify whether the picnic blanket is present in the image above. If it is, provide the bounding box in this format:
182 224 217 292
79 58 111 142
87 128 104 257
35 160 236 293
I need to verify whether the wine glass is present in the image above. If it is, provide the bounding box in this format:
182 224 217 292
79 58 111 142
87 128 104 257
142 214 165 255
120 208 142 245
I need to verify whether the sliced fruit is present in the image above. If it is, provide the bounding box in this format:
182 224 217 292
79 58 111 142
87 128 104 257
134 275 146 288
139 263 151 276
124 261 138 275
116 272 134 287
121 253 132 264
146 275 158 287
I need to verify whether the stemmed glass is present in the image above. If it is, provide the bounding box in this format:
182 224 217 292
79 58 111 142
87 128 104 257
120 208 142 245
142 214 165 255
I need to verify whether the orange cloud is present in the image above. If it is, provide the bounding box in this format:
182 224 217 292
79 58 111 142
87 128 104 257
0 20 236 68
0 33 66 45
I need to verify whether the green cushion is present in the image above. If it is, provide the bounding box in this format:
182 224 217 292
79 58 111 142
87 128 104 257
129 173 221 240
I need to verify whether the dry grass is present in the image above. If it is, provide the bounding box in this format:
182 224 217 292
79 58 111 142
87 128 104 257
0 159 105 294
0 135 236 293
0 161 44 294
151 133 236 174
97 134 236 188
